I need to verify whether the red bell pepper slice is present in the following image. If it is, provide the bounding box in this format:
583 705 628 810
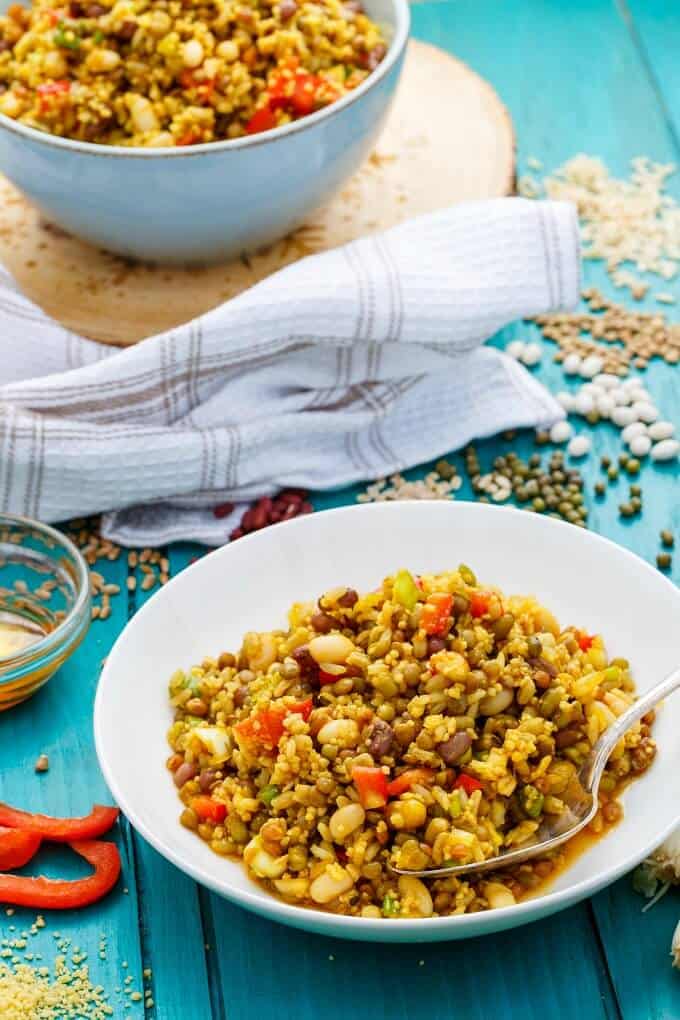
387 768 434 797
454 773 483 795
0 827 42 871
0 839 120 910
246 105 277 135
191 796 227 823
234 698 313 750
352 766 389 809
421 592 453 635
0 803 119 842
291 73 317 115
576 631 595 652
469 591 491 618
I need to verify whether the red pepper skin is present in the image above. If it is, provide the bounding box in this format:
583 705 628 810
0 827 42 870
233 698 313 749
0 840 120 910
0 803 119 842
577 631 595 652
469 591 491 618
246 105 277 134
387 767 434 797
352 766 389 809
191 796 227 823
421 592 453 635
454 773 483 795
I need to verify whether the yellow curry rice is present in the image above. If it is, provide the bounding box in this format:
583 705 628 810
166 566 656 918
0 0 386 145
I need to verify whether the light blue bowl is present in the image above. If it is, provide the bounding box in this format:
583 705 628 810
0 0 409 263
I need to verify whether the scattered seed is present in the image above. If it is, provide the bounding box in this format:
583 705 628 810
661 530 675 548
34 754 49 773
656 552 672 570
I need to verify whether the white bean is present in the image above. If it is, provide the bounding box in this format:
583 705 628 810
579 355 604 378
479 687 513 716
574 392 594 415
484 882 516 909
594 373 620 390
596 394 614 418
505 340 526 360
611 405 636 428
648 421 675 441
329 803 365 842
549 420 573 444
562 353 582 375
611 388 631 406
309 634 355 664
632 401 658 423
556 391 575 412
579 383 604 399
567 435 591 458
520 342 542 367
398 876 434 918
629 434 651 457
622 421 647 444
309 864 354 904
651 439 680 462
182 38 204 68
317 718 360 747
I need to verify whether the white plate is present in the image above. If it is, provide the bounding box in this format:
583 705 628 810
94 502 680 942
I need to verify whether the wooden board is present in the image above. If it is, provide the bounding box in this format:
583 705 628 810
0 39 514 346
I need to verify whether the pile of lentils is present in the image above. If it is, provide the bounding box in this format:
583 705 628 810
463 445 589 527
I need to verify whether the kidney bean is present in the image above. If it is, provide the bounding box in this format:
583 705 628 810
311 612 338 634
213 501 234 519
199 769 219 792
436 732 471 765
338 588 359 608
117 18 137 38
366 719 394 758
233 686 249 708
427 636 447 656
554 728 580 749
173 762 198 788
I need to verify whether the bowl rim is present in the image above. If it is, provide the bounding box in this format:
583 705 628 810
94 501 680 939
0 512 91 676
0 0 410 161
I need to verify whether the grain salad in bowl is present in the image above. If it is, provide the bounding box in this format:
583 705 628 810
166 565 657 919
0 0 387 145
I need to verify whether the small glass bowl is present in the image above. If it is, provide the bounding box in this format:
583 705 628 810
0 514 91 710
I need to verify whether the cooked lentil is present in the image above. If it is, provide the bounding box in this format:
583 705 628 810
167 566 656 917
0 0 386 145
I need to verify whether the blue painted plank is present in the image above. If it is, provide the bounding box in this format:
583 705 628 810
130 547 214 1020
0 549 148 1018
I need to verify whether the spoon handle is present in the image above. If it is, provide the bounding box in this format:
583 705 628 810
581 665 680 790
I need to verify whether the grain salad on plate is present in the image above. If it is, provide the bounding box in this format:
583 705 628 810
166 566 656 918
0 0 387 145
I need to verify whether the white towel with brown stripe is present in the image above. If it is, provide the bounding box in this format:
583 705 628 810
0 197 578 546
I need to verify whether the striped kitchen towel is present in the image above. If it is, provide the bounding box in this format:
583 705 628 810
0 197 578 546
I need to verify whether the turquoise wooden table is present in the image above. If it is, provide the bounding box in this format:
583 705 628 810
2 1 680 1016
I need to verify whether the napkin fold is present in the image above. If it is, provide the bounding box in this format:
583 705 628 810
0 197 578 546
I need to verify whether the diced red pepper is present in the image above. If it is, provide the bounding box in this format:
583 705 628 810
0 803 119 842
0 827 42 871
233 698 313 750
454 773 483 795
421 592 453 635
191 796 227 823
576 631 595 652
37 79 70 96
179 69 195 89
291 73 317 115
387 768 434 797
0 839 120 910
469 591 491 618
176 130 201 146
352 766 389 809
246 105 277 135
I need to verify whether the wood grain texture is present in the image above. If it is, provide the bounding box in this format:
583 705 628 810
1 3 679 1019
0 39 514 347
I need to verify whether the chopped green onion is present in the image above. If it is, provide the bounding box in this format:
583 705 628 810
259 784 280 805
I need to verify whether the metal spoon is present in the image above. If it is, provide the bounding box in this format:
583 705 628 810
390 666 680 879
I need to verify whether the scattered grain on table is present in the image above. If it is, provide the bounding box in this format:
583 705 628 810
357 462 461 502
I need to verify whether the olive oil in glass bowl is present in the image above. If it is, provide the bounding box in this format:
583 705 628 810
0 514 90 709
